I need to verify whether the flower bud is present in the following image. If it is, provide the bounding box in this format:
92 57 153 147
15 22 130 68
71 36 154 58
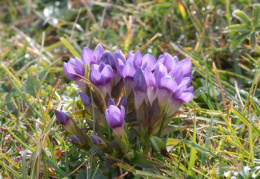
54 109 78 135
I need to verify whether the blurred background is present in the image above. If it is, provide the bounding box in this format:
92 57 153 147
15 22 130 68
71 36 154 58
1 0 260 178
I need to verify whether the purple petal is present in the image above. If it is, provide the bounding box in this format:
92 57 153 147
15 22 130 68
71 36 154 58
164 53 178 72
142 54 156 71
81 47 95 66
54 109 70 125
107 98 115 107
177 77 191 91
134 68 147 92
185 86 194 93
114 49 126 64
127 51 134 59
133 51 142 69
79 92 91 107
90 68 102 85
179 58 192 75
90 135 105 145
63 62 73 80
147 86 157 105
144 69 155 87
101 51 117 70
157 88 171 108
100 65 114 85
94 44 105 63
154 62 167 85
170 66 183 85
123 62 135 78
71 135 81 144
119 95 127 108
177 92 194 103
160 75 177 93
120 105 125 123
105 105 124 129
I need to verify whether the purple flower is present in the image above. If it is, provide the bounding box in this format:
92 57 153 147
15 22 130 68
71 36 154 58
133 68 147 108
122 61 136 97
90 135 105 146
90 63 114 97
141 54 156 71
132 51 156 71
105 105 125 129
157 75 177 108
54 109 78 135
81 44 104 67
178 58 192 75
158 53 178 72
101 51 117 71
154 62 167 85
133 51 143 69
79 92 92 107
107 98 116 107
114 49 126 64
118 95 127 108
63 57 85 81
144 69 156 105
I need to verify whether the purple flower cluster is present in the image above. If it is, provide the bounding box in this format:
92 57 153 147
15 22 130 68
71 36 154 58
64 44 193 115
58 44 194 152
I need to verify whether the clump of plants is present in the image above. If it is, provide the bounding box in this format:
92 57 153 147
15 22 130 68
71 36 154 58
55 44 193 176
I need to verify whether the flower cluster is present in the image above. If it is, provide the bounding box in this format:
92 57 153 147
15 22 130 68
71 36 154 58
57 44 193 163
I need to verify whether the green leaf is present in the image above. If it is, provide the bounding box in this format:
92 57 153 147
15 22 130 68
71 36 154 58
230 32 251 50
249 31 256 50
22 75 41 97
60 37 80 58
188 113 196 177
150 136 167 155
22 150 28 179
233 10 252 26
227 24 250 32
233 108 260 137
253 3 260 25
181 139 219 158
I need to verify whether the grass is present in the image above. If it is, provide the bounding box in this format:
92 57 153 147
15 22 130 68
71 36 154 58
0 0 260 178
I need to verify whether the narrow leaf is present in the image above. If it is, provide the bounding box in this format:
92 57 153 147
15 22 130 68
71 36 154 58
249 31 256 50
60 37 80 58
230 32 251 50
227 24 250 32
233 10 251 26
253 3 260 25
22 150 28 179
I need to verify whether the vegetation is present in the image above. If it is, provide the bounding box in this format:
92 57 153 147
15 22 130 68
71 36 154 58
0 0 259 178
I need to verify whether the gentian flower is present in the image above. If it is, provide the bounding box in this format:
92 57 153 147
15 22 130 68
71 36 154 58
157 53 179 72
105 104 129 153
101 51 117 71
90 63 114 98
63 57 85 81
90 135 105 146
81 44 104 67
105 105 125 129
90 135 113 153
54 109 79 135
71 135 89 149
79 92 92 107
79 92 107 128
63 57 85 87
133 67 147 109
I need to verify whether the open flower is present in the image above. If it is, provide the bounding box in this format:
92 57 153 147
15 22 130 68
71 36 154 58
63 57 85 81
90 63 114 97
81 44 104 67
